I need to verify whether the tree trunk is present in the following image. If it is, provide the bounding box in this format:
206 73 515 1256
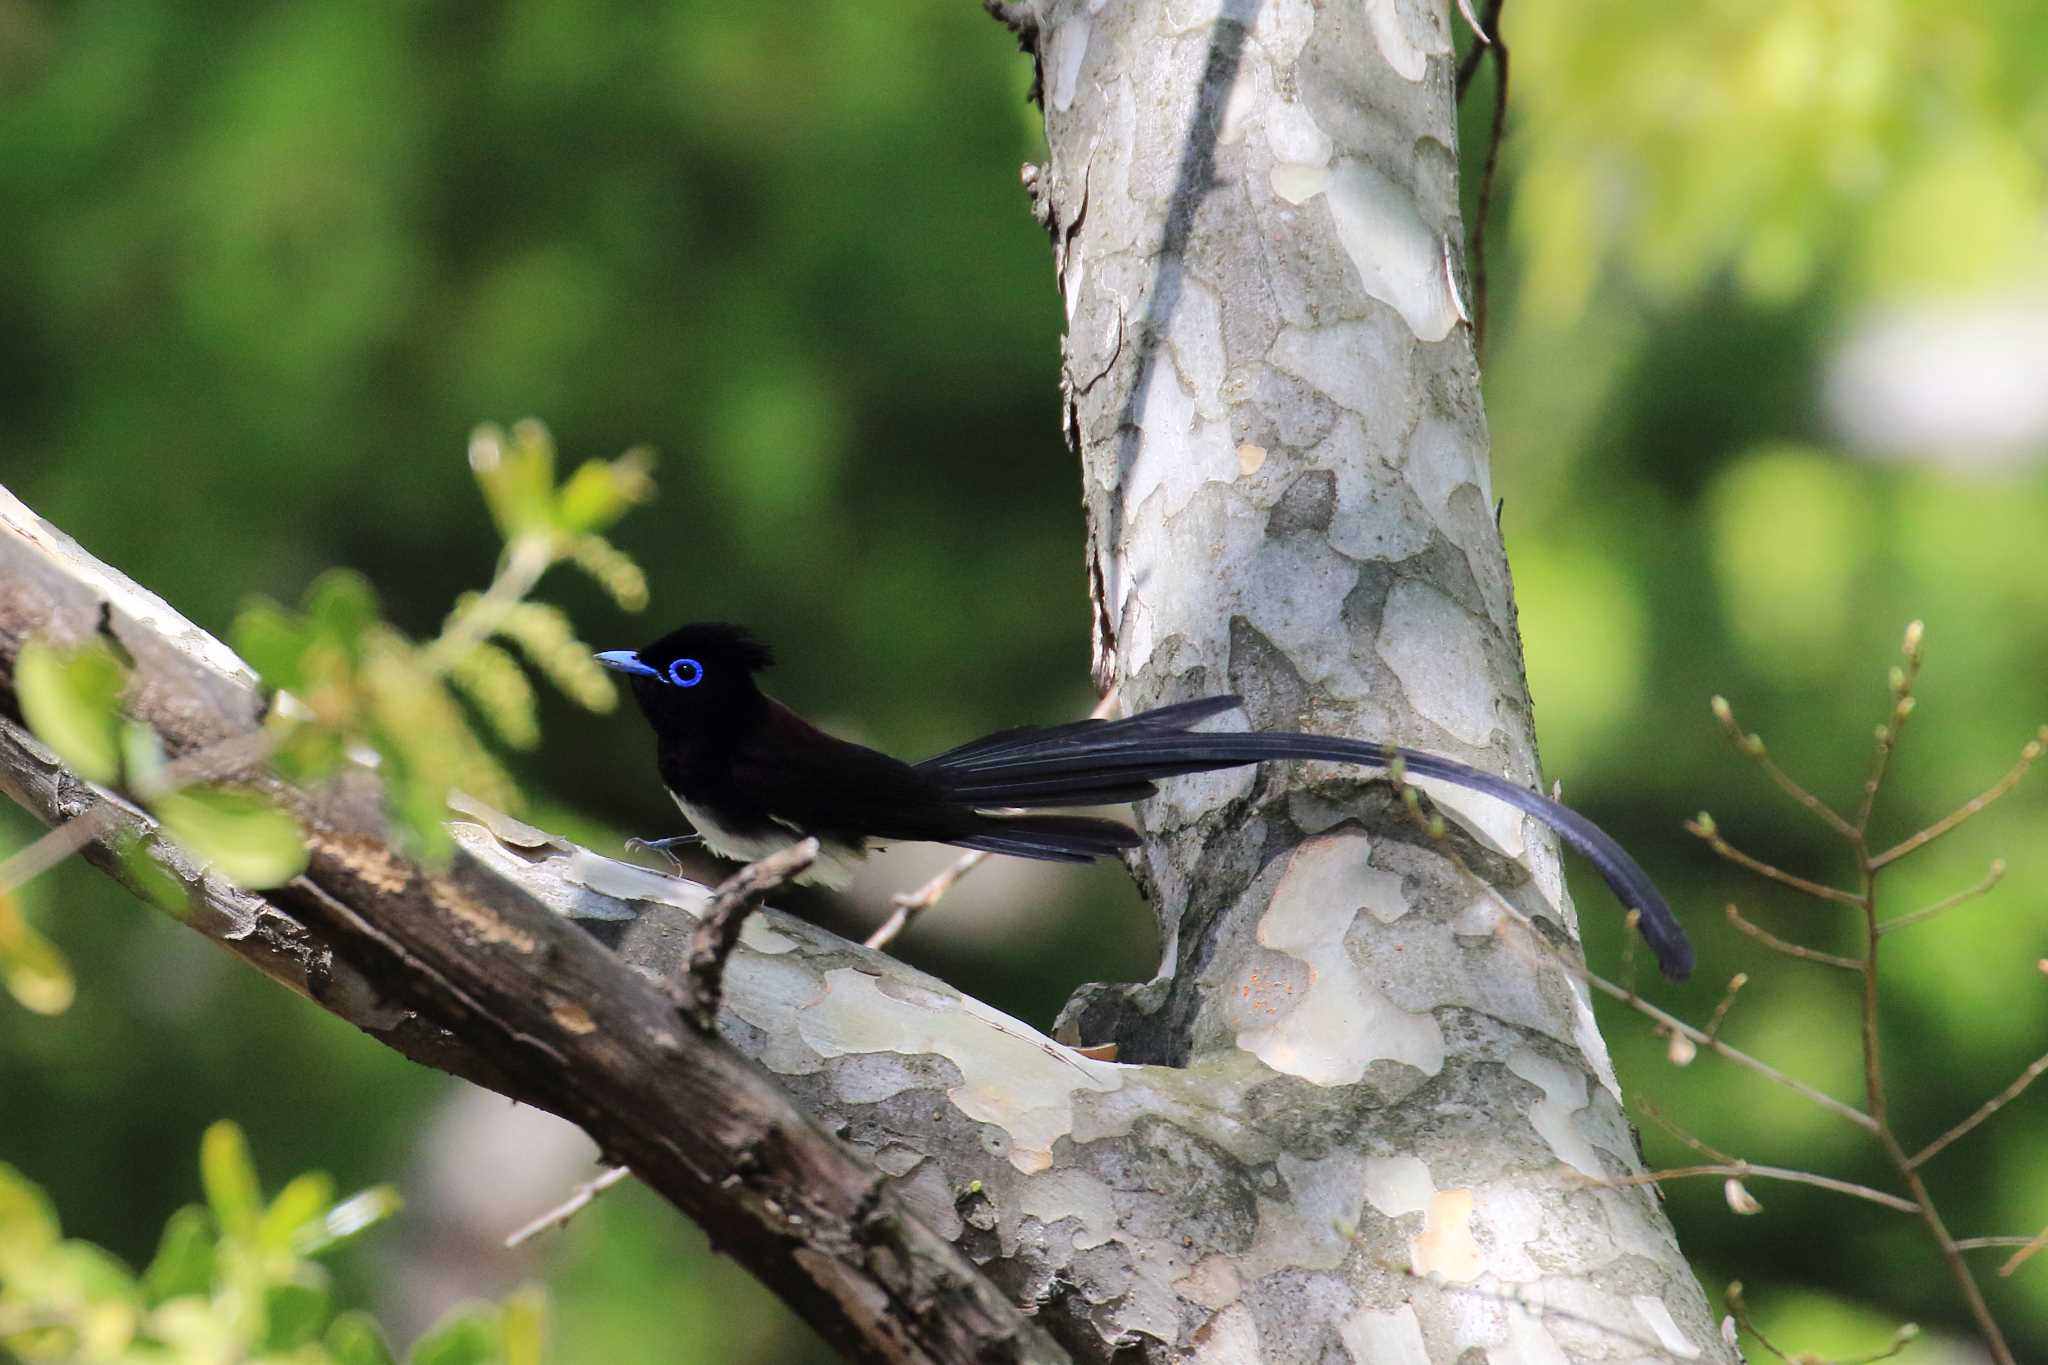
0 2 1733 1360
1010 0 1734 1356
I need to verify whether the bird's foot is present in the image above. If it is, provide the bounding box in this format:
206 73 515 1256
624 833 703 874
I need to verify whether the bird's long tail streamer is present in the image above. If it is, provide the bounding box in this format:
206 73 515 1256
918 697 1692 980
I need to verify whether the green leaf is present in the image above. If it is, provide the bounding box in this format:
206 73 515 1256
405 1305 499 1365
152 787 308 890
0 1160 61 1276
261 1277 332 1351
114 833 192 919
232 597 313 694
565 534 648 613
14 639 126 784
553 448 653 535
199 1121 263 1238
294 1185 401 1257
142 1205 217 1304
258 1171 334 1254
470 420 556 540
306 569 380 654
327 1311 400 1365
0 888 76 1016
271 721 348 785
499 1286 546 1365
119 721 168 799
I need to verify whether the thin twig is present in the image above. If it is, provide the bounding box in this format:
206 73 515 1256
1595 1163 1918 1215
1870 733 2043 869
1881 859 2006 936
1578 969 1877 1132
1702 970 1750 1039
1908 1047 2048 1172
1453 0 1508 355
1997 1225 2048 1276
1 728 277 895
1727 1280 1918 1365
867 850 988 951
1724 903 1861 970
671 838 819 1031
1637 1101 1737 1165
1854 621 1924 834
0 806 119 894
1685 820 1862 906
1953 1236 2044 1253
504 1164 633 1249
1710 696 1859 841
867 689 1118 952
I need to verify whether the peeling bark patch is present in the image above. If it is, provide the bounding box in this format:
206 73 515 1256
1189 1302 1261 1360
428 880 538 953
547 995 597 1035
1174 1253 1242 1309
1361 1154 1435 1217
1375 581 1497 746
1364 0 1449 82
1047 17 1090 112
1632 1294 1702 1358
313 833 412 896
1410 776 1527 863
798 968 1121 1174
1339 1302 1431 1365
1406 1187 1481 1282
1016 1167 1120 1251
1505 1048 1604 1179
1269 161 1459 342
1235 832 1443 1084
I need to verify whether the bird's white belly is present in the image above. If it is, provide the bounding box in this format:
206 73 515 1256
673 795 861 890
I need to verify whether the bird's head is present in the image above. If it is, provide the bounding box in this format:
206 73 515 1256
595 622 773 734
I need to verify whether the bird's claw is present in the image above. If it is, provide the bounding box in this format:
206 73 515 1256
624 833 702 874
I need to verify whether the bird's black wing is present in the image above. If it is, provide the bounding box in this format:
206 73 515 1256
917 697 1692 980
731 703 1139 862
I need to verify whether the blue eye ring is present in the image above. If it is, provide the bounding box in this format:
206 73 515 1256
666 657 704 688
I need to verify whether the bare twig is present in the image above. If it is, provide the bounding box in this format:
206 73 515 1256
1997 1225 2048 1276
1908 1047 2048 1172
1723 903 1860 970
867 850 988 950
672 839 819 1030
0 728 277 895
1709 695 1859 842
1577 969 1877 1132
1953 1236 2045 1253
1853 621 1924 834
1727 1280 1918 1365
0 806 118 894
1880 859 2005 935
1701 971 1750 1039
1685 818 1862 906
1869 732 2044 870
504 1163 633 1249
1453 0 1508 354
867 689 1118 952
1596 1163 1918 1215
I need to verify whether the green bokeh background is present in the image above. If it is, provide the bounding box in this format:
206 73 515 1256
5 0 2045 1359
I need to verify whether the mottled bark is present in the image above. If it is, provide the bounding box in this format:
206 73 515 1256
1010 0 1732 1358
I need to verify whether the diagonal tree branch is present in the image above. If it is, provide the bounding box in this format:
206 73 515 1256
0 487 1068 1365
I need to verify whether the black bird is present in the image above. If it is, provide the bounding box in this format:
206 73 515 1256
595 623 1692 979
